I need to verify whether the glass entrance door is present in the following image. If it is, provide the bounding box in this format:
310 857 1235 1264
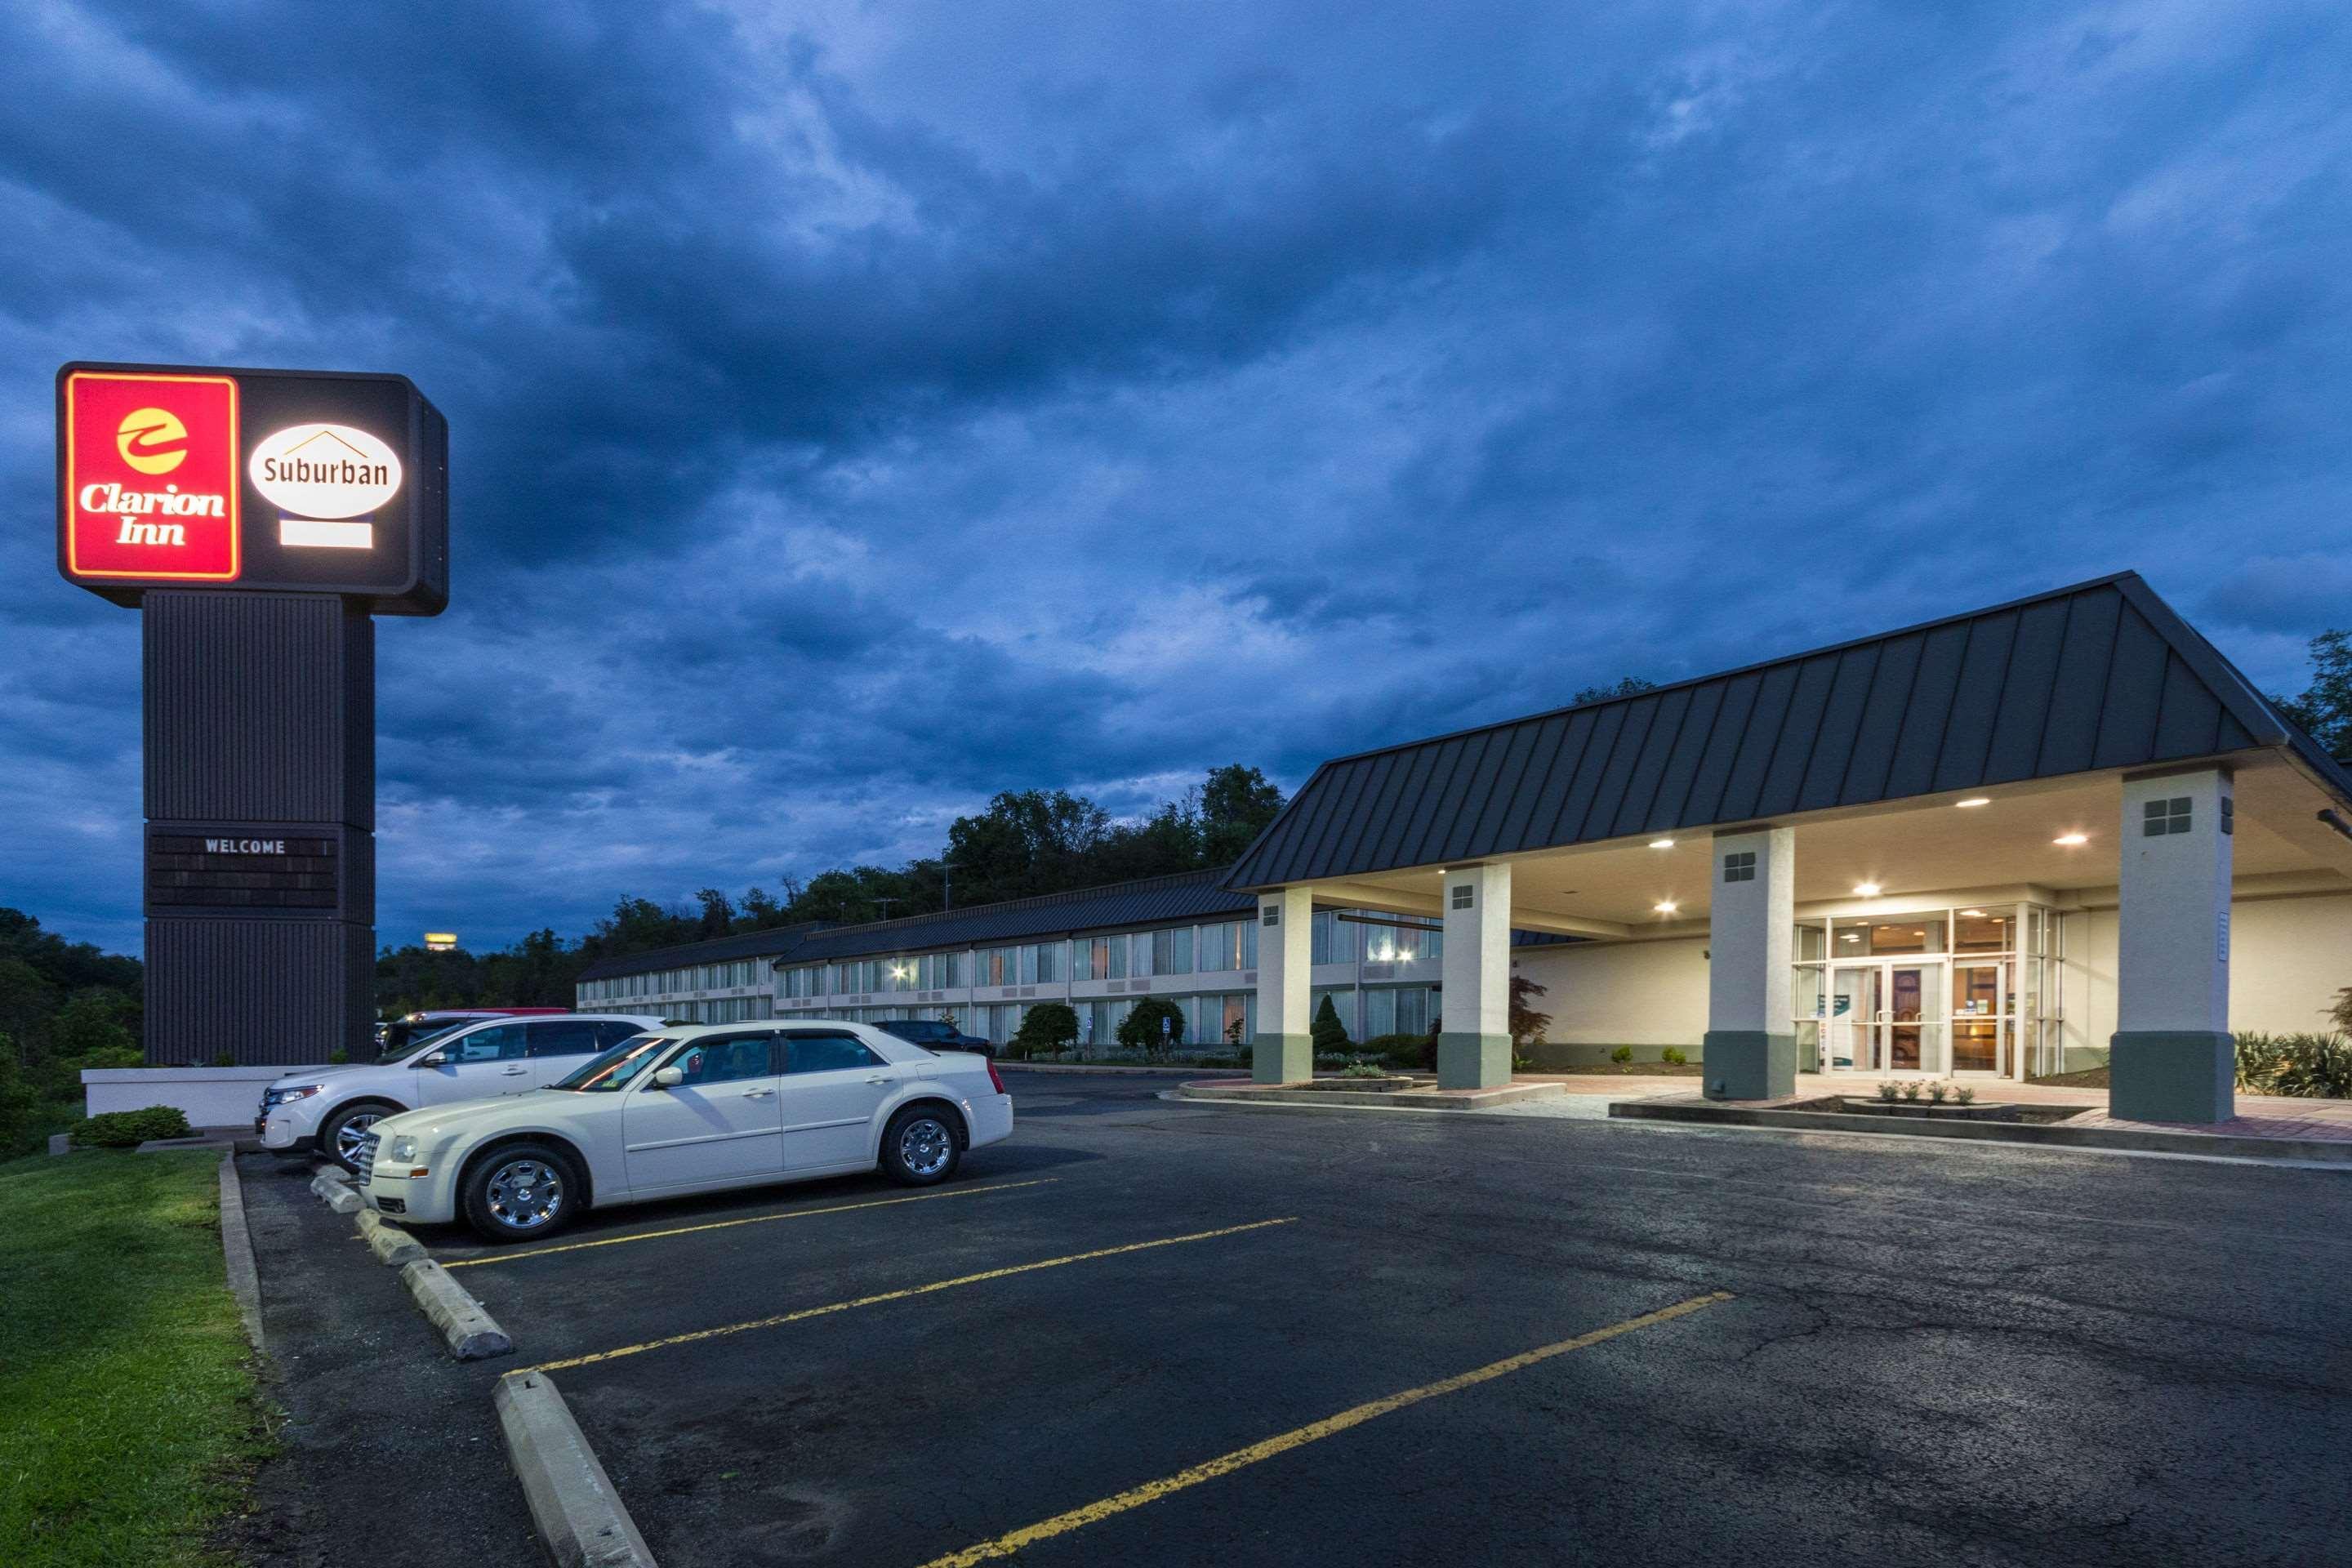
1824 962 1944 1073
1950 962 2008 1075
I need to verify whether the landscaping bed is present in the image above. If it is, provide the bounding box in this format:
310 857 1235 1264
0 1151 267 1566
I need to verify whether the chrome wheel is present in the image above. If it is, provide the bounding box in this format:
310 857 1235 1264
334 1112 384 1166
483 1157 565 1232
898 1116 953 1178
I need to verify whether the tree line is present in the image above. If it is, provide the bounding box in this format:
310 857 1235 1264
0 910 145 1157
374 762 1289 1016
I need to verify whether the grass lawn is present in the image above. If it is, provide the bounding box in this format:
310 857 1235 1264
0 1151 269 1567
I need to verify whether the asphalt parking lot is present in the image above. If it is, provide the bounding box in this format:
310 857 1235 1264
241 1071 2352 1566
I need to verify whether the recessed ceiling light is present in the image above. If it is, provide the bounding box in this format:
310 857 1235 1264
1956 797 1991 808
1839 933 1861 942
1960 908 1987 917
1854 882 1882 897
2054 833 2088 846
1654 901 1678 915
1649 838 1675 849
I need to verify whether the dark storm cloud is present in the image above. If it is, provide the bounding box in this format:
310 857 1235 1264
4 0 2350 950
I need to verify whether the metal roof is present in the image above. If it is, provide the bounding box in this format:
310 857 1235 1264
1226 572 2352 891
575 922 826 983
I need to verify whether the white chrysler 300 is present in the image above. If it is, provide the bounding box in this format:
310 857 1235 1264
355 1021 1014 1241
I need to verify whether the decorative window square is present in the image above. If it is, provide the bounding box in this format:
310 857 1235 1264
2143 797 2192 836
1261 906 1280 927
1450 884 1474 910
1722 850 1756 884
2221 796 2234 835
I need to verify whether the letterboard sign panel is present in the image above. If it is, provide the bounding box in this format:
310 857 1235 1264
145 822 371 921
59 362 448 615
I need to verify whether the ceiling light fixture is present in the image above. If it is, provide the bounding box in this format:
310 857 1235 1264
2054 833 2088 846
1960 908 1987 917
1956 797 1991 808
1654 901 1678 915
1854 882 1882 898
1649 839 1675 849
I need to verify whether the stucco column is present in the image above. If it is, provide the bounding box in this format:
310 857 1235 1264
1704 825 1795 1100
2110 768 2234 1122
1253 886 1313 1083
1439 862 1512 1089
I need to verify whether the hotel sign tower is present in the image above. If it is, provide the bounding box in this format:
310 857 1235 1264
57 363 449 1067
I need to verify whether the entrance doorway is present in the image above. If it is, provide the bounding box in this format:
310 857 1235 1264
1824 962 1945 1074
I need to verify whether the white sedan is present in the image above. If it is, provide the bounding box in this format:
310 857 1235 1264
355 1021 1014 1241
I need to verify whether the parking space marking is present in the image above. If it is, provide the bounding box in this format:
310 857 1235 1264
512 1215 1299 1375
913 1289 1735 1568
442 1179 1061 1270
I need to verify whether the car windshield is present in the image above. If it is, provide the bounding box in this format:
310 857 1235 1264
548 1035 672 1092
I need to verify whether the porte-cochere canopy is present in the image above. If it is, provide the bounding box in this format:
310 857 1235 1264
1225 572 2352 891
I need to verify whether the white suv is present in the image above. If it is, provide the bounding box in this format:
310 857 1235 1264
257 1013 667 1170
357 1020 1014 1241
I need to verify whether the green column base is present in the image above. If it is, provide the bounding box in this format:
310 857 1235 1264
2109 1031 2234 1123
1438 1031 1511 1090
1702 1031 1796 1100
1252 1031 1312 1085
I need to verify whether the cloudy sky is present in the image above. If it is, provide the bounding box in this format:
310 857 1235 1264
6 1 2350 955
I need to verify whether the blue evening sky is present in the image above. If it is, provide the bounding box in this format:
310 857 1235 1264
4 2 2348 953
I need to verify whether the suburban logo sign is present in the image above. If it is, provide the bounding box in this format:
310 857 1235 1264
61 371 240 581
251 423 402 518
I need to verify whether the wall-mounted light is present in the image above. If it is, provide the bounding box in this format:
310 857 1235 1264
2054 833 2088 846
1955 797 1991 808
1854 882 1882 898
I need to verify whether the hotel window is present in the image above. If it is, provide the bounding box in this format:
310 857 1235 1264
1199 922 1241 973
1129 932 1154 978
1152 927 1193 976
1033 941 1064 983
1312 910 1356 965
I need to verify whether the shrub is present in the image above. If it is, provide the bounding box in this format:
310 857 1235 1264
1954 1085 1976 1105
1310 995 1350 1053
1660 1047 1686 1066
1365 1032 1431 1071
1874 1080 1900 1102
1339 1060 1387 1079
1509 973 1551 1049
1610 1045 1634 1064
71 1105 193 1147
1899 1080 1923 1102
1927 1080 1949 1103
2235 1031 2352 1098
2332 988 2352 1035
1012 1001 1080 1060
1118 996 1186 1060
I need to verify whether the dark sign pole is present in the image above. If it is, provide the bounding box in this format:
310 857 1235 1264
57 363 448 1067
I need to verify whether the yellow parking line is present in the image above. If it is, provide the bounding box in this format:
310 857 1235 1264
443 1179 1060 1270
512 1216 1299 1376
914 1290 1736 1568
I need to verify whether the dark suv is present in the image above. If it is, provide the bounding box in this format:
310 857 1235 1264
878 1018 995 1058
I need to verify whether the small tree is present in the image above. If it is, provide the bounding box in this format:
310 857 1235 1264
1011 1001 1079 1060
1509 972 1552 1049
1118 996 1186 1060
1311 994 1350 1054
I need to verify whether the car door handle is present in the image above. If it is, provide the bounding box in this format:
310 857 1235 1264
865 1075 891 1085
742 1088 775 1099
501 1067 528 1076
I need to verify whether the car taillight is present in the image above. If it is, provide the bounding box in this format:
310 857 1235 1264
985 1060 1006 1095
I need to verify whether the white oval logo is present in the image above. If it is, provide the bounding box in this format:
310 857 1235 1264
249 424 403 519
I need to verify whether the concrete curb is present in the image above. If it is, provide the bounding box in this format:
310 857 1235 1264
1179 1080 1567 1110
1608 1096 2352 1164
217 1152 266 1355
310 1169 363 1214
401 1258 514 1360
357 1208 428 1267
495 1371 658 1568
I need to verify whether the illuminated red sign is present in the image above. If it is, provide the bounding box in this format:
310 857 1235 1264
61 371 241 583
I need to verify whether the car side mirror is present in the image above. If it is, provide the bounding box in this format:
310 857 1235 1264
650 1067 684 1089
416 1050 447 1068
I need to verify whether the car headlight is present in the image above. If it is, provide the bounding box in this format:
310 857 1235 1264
389 1135 421 1162
270 1084 324 1105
